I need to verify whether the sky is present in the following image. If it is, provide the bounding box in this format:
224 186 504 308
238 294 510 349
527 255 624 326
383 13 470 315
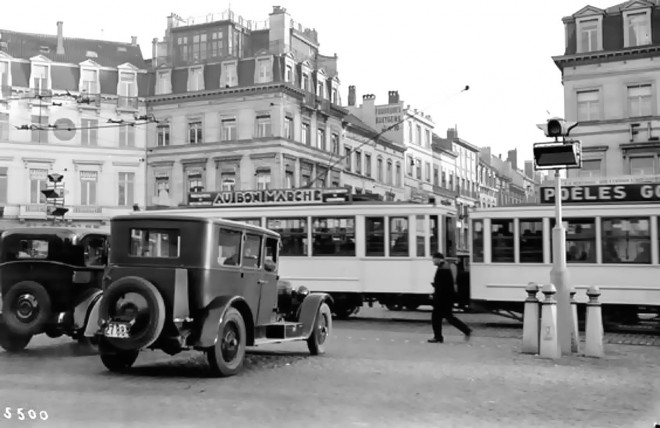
1 0 619 166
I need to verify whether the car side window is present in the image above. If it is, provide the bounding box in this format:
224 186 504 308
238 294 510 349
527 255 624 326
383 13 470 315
242 234 262 269
264 237 279 272
82 236 108 267
218 228 242 266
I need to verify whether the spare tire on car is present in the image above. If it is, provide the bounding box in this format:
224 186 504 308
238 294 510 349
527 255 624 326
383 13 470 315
98 277 166 351
2 281 52 336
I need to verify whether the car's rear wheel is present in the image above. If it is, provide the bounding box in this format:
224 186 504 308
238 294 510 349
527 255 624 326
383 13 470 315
307 302 332 355
0 322 31 353
98 277 165 351
206 307 246 377
2 281 51 336
100 348 139 372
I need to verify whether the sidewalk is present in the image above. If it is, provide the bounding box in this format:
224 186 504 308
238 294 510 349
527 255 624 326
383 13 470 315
350 305 660 346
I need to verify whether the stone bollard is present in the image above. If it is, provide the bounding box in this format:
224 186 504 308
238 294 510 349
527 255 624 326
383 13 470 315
584 286 604 358
522 282 541 354
570 288 580 354
539 283 561 359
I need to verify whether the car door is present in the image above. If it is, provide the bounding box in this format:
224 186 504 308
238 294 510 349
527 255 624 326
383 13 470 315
240 233 264 326
257 236 279 325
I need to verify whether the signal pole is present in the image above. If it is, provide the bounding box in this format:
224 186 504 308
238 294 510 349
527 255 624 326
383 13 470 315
534 118 581 356
550 166 572 355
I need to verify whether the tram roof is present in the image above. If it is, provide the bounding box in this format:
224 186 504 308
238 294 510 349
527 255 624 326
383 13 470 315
471 201 660 218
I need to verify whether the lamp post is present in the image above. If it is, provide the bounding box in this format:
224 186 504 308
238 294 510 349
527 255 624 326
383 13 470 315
534 118 581 355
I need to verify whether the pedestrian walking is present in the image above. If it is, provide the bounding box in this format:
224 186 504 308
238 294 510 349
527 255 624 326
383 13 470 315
428 252 472 343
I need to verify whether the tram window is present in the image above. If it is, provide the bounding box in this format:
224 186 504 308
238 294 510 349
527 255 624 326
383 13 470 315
266 218 308 256
519 219 543 263
416 215 426 257
311 217 355 256
472 220 484 262
601 217 651 264
491 219 514 262
390 217 409 257
365 217 385 256
430 216 440 254
550 218 596 263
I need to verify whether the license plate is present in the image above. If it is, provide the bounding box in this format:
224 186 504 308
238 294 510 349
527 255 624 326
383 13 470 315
104 322 130 339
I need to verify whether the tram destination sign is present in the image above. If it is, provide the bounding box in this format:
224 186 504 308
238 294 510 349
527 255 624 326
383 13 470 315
188 188 350 207
540 182 660 204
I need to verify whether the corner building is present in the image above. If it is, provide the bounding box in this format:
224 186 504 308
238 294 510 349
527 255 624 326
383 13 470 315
0 22 149 228
145 7 403 207
553 0 660 180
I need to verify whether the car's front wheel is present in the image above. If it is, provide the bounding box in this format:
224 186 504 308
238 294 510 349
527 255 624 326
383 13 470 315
206 307 246 377
0 322 31 353
307 302 332 355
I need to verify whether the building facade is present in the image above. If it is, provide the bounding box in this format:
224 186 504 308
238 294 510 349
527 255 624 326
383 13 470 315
0 22 149 228
553 0 660 180
145 7 403 207
346 89 436 202
477 158 498 208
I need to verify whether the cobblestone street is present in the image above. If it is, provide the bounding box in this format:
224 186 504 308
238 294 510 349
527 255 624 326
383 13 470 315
1 310 659 428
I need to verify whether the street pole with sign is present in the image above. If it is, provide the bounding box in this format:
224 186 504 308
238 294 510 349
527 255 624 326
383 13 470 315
534 118 581 355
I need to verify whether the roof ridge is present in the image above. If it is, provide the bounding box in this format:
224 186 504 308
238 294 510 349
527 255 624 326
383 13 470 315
0 28 137 47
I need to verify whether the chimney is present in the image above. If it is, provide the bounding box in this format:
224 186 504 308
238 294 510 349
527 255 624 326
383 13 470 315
348 85 356 106
56 21 64 55
388 90 399 104
446 128 456 141
507 148 518 170
268 6 290 55
131 36 137 46
151 38 159 67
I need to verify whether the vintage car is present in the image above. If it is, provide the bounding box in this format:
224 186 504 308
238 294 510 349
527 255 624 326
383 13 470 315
0 227 109 352
86 214 333 377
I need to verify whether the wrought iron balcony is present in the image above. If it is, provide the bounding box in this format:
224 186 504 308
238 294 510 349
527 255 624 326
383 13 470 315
78 93 101 108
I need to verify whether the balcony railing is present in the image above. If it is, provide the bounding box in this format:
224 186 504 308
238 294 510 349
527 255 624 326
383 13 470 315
78 93 101 108
117 96 138 110
302 92 331 114
72 205 103 215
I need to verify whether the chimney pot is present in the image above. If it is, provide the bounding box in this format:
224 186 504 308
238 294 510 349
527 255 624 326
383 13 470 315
348 85 356 107
56 21 64 55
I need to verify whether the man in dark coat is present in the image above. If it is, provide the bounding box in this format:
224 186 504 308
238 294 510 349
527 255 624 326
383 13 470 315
428 252 472 343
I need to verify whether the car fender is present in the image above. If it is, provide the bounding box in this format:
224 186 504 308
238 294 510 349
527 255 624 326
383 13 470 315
73 289 102 332
194 295 255 348
298 293 334 339
83 293 104 338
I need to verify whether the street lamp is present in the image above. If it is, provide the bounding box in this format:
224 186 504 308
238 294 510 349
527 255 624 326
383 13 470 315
533 118 581 355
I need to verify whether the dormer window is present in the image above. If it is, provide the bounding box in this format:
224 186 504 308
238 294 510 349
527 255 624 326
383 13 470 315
317 80 324 98
220 60 237 88
255 56 272 84
624 10 651 47
156 69 172 95
39 46 50 54
80 68 99 94
302 72 309 91
576 17 602 53
86 51 98 58
30 62 50 94
187 66 204 91
285 65 293 83
118 71 137 97
316 70 327 99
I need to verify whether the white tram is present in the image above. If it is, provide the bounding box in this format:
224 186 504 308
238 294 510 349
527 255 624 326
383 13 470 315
470 200 660 321
139 188 464 318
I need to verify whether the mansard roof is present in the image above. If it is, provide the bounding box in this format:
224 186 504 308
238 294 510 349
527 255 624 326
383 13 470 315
0 29 147 69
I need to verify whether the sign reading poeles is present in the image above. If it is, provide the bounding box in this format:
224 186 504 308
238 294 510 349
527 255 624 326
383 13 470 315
540 183 660 204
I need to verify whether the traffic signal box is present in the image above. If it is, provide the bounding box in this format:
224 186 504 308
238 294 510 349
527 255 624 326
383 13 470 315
41 173 69 220
533 118 582 171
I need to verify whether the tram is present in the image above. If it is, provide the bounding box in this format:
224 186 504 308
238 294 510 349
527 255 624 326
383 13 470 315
470 179 660 323
140 187 466 318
